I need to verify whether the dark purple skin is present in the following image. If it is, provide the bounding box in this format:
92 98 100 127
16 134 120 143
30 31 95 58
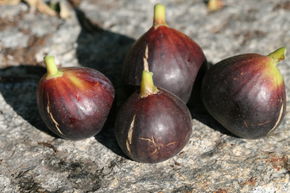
115 89 192 163
202 54 286 139
122 26 206 103
37 67 115 140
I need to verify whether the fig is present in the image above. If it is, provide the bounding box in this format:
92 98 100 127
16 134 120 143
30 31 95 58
122 3 206 103
115 57 192 163
202 48 287 139
37 56 115 140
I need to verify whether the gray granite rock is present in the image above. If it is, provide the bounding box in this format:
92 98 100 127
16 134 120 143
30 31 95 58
0 2 79 68
0 0 289 192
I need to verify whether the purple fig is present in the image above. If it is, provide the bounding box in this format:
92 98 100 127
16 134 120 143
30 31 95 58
202 48 287 138
122 3 206 103
37 56 115 140
115 57 192 163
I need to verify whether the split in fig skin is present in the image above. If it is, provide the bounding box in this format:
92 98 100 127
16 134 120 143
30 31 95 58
37 56 115 140
122 3 206 103
201 48 287 139
115 57 192 163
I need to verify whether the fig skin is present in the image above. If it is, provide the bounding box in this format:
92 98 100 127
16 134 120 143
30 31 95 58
37 56 115 140
122 4 206 103
201 48 286 139
115 69 192 163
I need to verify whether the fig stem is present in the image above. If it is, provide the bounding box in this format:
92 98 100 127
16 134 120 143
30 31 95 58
140 71 159 98
153 3 167 26
140 46 159 98
44 56 63 79
268 47 287 64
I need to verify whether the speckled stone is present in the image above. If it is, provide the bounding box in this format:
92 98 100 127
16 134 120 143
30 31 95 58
0 0 289 192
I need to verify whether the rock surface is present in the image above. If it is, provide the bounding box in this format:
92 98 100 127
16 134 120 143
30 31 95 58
0 0 289 192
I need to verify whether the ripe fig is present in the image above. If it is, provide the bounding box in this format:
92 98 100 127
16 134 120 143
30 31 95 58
37 56 115 140
115 57 192 163
202 48 287 139
122 3 206 103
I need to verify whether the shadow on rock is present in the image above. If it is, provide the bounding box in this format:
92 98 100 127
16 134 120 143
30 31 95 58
187 61 235 137
0 65 58 138
74 8 135 157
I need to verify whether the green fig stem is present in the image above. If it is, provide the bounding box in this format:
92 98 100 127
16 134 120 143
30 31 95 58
268 47 287 64
140 46 159 98
153 3 167 27
44 55 63 79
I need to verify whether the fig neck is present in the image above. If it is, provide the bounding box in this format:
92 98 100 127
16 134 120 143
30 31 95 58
266 47 286 86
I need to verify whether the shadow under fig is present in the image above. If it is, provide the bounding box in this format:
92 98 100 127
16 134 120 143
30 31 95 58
187 61 235 137
74 8 135 157
0 65 58 138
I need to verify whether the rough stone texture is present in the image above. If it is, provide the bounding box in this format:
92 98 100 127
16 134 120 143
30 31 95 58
0 0 289 192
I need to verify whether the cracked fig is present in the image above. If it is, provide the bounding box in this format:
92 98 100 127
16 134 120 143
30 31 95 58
115 69 192 163
37 56 115 140
122 3 206 103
